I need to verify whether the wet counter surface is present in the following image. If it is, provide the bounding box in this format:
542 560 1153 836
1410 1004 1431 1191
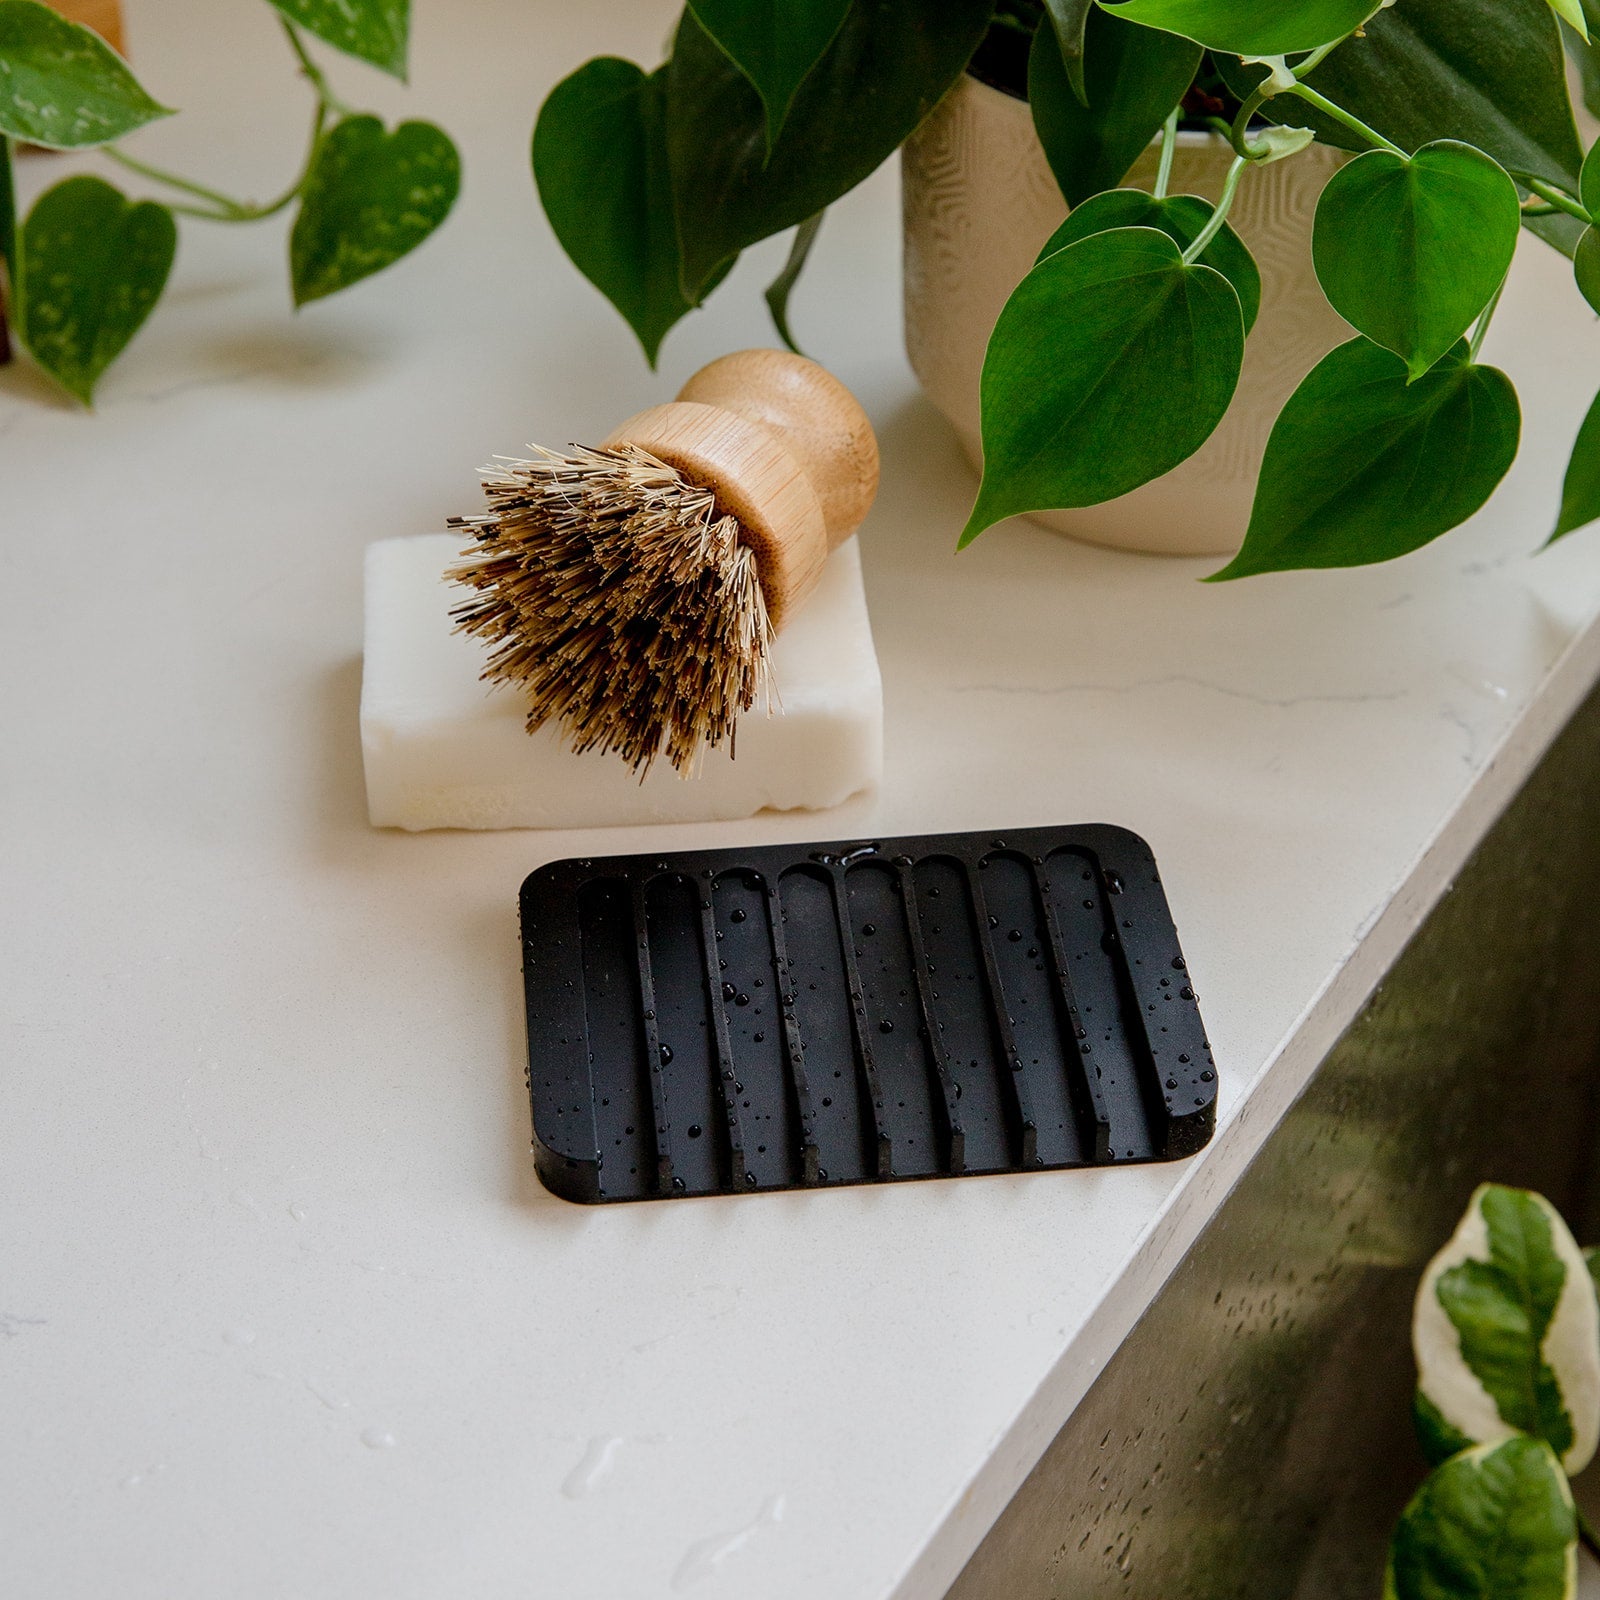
7 3 1600 1597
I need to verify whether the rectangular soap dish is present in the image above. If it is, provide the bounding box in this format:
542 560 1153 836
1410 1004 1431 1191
519 825 1216 1203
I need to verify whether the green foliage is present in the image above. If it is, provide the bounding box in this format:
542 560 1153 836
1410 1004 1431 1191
1434 1187 1576 1459
1028 6 1200 208
1103 0 1377 55
0 1 456 395
764 211 824 355
532 58 693 365
1222 0 1582 193
16 175 174 404
265 0 409 81
1037 187 1260 331
962 226 1243 545
0 0 171 149
1414 1389 1477 1469
1311 141 1520 381
1384 1438 1575 1600
664 0 991 301
685 0 850 149
1042 0 1094 104
1551 384 1600 542
290 115 459 306
1212 340 1519 580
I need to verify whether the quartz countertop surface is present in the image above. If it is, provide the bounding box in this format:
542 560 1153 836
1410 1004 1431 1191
8 3 1600 1597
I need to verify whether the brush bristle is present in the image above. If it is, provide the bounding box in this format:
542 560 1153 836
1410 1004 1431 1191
448 443 773 775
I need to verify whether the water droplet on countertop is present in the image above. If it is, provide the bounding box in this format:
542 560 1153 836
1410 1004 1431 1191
222 1327 256 1347
671 1494 786 1590
561 1435 623 1499
361 1427 397 1450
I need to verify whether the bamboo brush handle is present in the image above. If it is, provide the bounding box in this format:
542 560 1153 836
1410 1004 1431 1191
601 350 879 633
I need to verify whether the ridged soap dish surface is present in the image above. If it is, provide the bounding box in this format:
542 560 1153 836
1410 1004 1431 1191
520 826 1216 1204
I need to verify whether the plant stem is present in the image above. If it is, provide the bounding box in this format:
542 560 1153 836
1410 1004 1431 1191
1292 37 1346 79
1227 83 1274 161
1524 175 1593 225
1578 1505 1600 1562
1182 155 1247 263
103 146 256 215
1154 107 1179 200
281 18 356 118
1286 81 1405 155
1468 273 1508 361
104 99 325 224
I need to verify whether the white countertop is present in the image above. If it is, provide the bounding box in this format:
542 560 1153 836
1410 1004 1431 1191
8 3 1600 1596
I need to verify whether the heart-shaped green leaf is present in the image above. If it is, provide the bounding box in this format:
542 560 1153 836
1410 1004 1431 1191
290 115 458 307
533 57 707 366
1385 1437 1575 1600
1312 140 1520 381
0 0 171 149
1038 188 1261 331
1044 0 1095 104
1566 3 1600 120
1553 381 1600 542
1099 0 1377 55
1554 388 1600 541
1218 0 1582 223
665 0 992 301
1029 6 1200 209
17 175 174 405
685 0 850 150
1574 226 1600 313
1211 338 1520 579
1415 1185 1600 1473
265 0 408 81
961 226 1244 546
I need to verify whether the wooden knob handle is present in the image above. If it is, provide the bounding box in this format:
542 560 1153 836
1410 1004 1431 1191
601 350 879 634
675 349 879 549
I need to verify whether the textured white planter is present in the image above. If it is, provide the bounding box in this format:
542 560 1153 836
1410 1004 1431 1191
901 73 1351 557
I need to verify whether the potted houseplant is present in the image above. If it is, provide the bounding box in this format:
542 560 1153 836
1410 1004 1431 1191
532 0 1600 578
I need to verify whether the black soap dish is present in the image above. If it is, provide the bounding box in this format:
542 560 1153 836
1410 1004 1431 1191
520 825 1216 1204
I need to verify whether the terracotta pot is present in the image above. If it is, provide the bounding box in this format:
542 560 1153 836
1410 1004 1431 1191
52 0 123 52
901 72 1350 557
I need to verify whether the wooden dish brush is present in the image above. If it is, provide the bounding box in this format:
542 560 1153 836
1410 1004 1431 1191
448 349 879 775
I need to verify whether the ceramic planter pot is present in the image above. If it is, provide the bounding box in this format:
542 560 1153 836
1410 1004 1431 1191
901 73 1350 557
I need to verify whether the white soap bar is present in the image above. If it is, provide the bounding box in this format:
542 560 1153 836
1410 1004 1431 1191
361 534 883 831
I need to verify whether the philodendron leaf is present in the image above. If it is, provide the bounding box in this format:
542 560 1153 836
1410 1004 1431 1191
1312 141 1520 382
17 175 175 405
1385 1437 1576 1600
764 210 824 355
1029 6 1200 209
1218 0 1582 203
1565 6 1600 120
1550 383 1600 542
1549 0 1591 38
1211 340 1520 580
0 0 171 149
290 115 459 307
665 0 992 301
1099 0 1377 55
1413 1184 1600 1474
1044 0 1096 104
1586 1246 1600 1301
534 58 706 366
961 225 1244 546
1574 229 1600 314
265 0 408 81
1038 188 1261 331
685 0 850 150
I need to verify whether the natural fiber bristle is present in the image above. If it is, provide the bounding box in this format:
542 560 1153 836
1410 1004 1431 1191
448 444 773 775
